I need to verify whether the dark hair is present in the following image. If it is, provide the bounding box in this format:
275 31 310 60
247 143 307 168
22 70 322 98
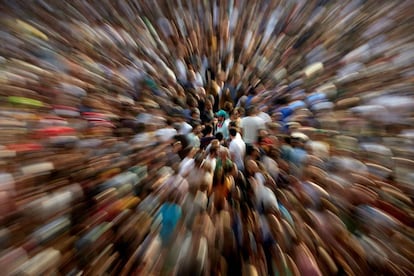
215 132 224 141
229 128 238 137
192 122 201 130
223 101 233 112
248 86 256 95
284 136 291 145
203 124 213 135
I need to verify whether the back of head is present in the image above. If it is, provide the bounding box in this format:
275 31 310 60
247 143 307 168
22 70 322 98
246 105 257 116
203 124 213 135
229 127 238 137
215 132 224 142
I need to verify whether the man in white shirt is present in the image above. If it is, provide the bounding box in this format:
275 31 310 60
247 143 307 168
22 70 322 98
240 105 266 145
228 127 246 171
187 123 202 149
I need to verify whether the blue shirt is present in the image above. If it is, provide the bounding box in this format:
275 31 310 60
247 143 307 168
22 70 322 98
157 203 182 243
289 148 308 168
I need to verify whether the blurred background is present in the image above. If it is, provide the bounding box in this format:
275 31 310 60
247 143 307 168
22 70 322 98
0 0 413 275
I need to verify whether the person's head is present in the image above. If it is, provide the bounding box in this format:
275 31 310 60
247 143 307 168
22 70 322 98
248 146 261 160
259 137 274 154
202 160 212 173
216 110 227 122
205 99 213 110
228 121 238 129
171 162 180 174
172 140 182 153
291 132 309 149
229 127 238 138
217 71 226 82
246 105 257 116
284 136 292 146
215 132 224 143
267 122 280 135
238 95 247 108
187 70 196 82
246 160 259 175
187 96 198 108
219 147 230 160
223 101 233 113
248 86 256 96
197 87 206 100
258 128 269 140
203 124 213 136
191 108 200 120
210 140 220 156
192 123 202 135
230 108 240 121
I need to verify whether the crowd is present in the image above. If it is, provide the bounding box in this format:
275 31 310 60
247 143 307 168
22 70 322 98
0 0 413 275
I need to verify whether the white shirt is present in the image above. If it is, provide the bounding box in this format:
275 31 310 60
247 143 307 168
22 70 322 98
195 72 204 87
253 172 278 211
240 116 265 144
205 155 217 174
179 122 193 135
176 59 187 82
262 156 279 181
179 157 194 176
187 133 200 148
156 127 177 142
216 119 230 139
258 186 279 211
258 112 272 124
229 135 246 171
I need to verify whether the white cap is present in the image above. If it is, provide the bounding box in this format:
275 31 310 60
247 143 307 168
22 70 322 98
291 132 309 142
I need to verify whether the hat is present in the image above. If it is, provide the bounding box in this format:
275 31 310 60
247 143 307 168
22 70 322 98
291 132 309 142
216 110 227 118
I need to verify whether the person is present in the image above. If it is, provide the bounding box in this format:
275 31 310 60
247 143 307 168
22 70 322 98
211 160 234 212
200 124 216 150
215 109 230 139
205 140 220 175
155 118 178 143
176 113 193 135
229 107 242 128
245 160 278 214
201 98 214 124
166 141 182 167
179 147 196 176
289 132 309 177
189 108 201 127
187 122 202 149
185 153 206 195
156 190 183 245
164 162 189 200
240 105 266 147
228 127 246 172
259 138 280 182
